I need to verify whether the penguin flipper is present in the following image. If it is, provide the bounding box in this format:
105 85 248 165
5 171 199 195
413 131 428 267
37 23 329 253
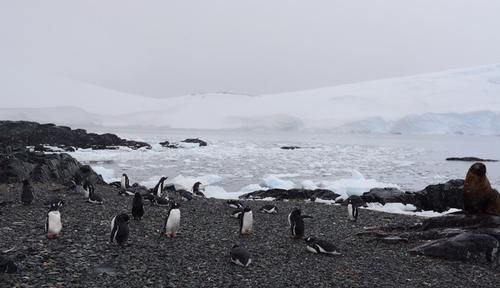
301 215 313 219
110 226 118 243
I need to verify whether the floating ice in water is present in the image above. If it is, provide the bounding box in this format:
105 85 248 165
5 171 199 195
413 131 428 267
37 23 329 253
260 175 295 190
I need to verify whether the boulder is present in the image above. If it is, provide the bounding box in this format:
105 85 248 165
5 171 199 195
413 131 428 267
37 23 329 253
0 149 104 184
181 138 207 147
0 121 151 150
360 179 464 212
239 188 340 201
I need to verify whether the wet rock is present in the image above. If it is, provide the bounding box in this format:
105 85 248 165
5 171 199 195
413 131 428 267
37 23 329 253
0 120 151 151
280 146 301 150
410 232 500 263
446 157 498 162
0 151 104 184
181 138 207 147
0 256 18 273
239 188 340 201
360 179 464 212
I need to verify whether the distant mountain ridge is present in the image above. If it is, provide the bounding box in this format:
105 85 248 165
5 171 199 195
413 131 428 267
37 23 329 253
1 64 500 134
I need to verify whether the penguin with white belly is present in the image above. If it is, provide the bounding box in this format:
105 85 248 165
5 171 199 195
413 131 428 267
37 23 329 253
153 177 168 198
305 237 341 255
347 198 359 222
45 203 62 239
162 202 181 238
239 207 253 235
230 245 252 267
110 213 130 246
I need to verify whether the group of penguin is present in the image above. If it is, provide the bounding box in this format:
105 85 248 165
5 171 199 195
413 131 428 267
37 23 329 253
20 173 362 268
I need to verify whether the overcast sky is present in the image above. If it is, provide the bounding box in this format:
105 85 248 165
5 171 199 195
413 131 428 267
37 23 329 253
1 0 500 98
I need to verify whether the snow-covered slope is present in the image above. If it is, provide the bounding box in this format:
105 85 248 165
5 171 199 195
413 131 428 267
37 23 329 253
1 64 500 134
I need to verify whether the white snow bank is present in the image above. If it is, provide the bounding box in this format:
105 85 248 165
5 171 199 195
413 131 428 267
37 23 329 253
365 203 461 217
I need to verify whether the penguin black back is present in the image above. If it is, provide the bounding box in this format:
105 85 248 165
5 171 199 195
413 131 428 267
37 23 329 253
21 179 34 205
230 244 252 267
289 208 305 239
110 213 130 245
153 176 168 197
132 192 144 220
192 182 206 198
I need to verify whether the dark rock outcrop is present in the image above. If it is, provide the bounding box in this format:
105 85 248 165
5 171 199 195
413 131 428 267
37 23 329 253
0 148 104 184
160 138 208 148
281 146 301 150
181 138 207 147
446 157 498 162
361 214 500 265
239 188 340 201
360 179 464 212
0 121 151 150
159 141 179 149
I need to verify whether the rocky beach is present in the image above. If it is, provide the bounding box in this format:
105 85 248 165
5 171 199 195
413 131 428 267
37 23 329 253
1 183 500 288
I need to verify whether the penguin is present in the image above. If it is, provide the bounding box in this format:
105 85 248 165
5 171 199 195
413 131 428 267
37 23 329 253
162 202 181 238
153 196 171 207
259 204 278 214
45 198 64 208
152 176 168 198
227 200 243 209
82 181 92 198
121 173 130 190
239 207 253 235
347 198 359 222
164 184 193 201
110 213 130 246
305 237 341 255
142 193 156 205
230 245 252 267
288 208 306 239
178 190 193 201
192 181 206 198
230 208 244 219
86 183 103 204
21 179 34 205
132 192 144 220
45 203 62 239
118 173 135 196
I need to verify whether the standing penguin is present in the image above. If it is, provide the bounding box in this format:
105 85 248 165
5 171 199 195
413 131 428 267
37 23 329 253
239 207 253 235
288 208 305 239
230 245 252 267
45 203 62 239
82 181 92 198
21 179 34 205
110 213 130 246
347 198 359 222
162 202 181 238
305 237 341 255
87 184 103 204
153 177 168 198
192 182 206 198
132 192 144 220
121 173 130 190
